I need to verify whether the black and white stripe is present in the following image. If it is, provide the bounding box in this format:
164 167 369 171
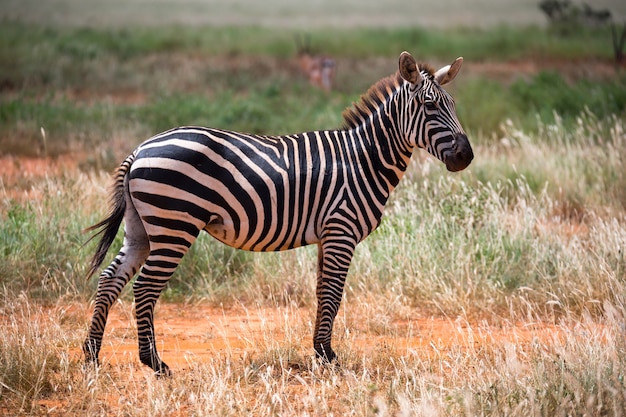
83 51 473 375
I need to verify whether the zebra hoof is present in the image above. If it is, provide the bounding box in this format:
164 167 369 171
140 354 172 377
154 363 172 378
82 358 101 374
83 354 100 368
314 343 337 364
83 340 101 367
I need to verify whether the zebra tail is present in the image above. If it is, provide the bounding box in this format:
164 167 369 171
83 153 135 280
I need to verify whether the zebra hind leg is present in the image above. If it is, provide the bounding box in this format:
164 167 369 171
133 271 171 376
84 199 150 369
83 244 149 368
133 241 196 376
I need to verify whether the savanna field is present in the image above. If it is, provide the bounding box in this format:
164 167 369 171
2 0 626 415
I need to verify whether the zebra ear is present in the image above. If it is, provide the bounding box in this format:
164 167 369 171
399 51 423 85
435 57 463 85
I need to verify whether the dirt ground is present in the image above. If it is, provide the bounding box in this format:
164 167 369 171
0 299 568 416
74 302 558 372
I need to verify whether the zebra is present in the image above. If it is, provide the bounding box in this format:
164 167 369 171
83 51 473 376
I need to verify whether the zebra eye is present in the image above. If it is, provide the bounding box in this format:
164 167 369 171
424 101 437 112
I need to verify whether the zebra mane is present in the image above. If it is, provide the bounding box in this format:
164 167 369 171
341 63 435 130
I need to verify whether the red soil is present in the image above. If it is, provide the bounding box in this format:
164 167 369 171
87 303 559 372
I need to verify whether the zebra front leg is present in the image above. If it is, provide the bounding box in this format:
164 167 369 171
313 239 356 363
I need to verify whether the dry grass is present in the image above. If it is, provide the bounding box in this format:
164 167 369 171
1 115 626 415
1 297 626 416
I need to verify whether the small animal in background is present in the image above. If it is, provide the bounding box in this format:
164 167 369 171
296 35 336 91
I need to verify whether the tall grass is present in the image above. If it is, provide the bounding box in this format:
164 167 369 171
0 172 105 299
0 297 76 414
1 114 624 316
350 112 626 319
1 105 625 417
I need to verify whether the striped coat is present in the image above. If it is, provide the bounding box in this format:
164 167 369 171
84 51 473 375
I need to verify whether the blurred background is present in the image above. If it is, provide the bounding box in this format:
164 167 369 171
1 0 625 28
1 0 625 167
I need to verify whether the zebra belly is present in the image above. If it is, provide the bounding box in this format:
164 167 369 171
129 159 319 252
129 174 317 252
203 219 317 252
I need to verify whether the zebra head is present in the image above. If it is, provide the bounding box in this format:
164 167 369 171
398 51 473 172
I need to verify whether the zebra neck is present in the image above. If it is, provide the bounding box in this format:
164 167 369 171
342 80 415 191
351 107 414 188
339 121 412 197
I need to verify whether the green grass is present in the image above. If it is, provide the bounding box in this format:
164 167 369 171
3 71 625 158
0 22 617 79
0 174 101 299
1 21 624 311
0 21 619 88
2 22 624 158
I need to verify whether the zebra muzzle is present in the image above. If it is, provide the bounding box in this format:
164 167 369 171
444 133 473 172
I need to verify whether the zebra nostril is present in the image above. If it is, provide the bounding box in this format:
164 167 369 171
444 138 473 172
454 134 473 162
